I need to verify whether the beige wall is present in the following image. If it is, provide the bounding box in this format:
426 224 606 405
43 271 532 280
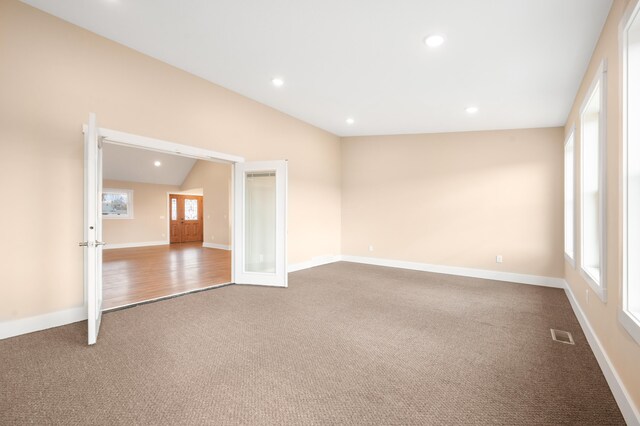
2 0 637 410
0 0 341 320
563 0 640 410
102 180 180 245
341 128 564 277
180 160 232 247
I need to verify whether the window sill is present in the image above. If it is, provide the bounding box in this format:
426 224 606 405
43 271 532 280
619 309 640 346
564 252 576 269
580 266 607 303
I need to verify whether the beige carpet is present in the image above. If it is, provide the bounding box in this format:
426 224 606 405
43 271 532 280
0 262 625 425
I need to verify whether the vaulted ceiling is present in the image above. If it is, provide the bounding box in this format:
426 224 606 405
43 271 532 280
103 143 196 186
22 0 612 136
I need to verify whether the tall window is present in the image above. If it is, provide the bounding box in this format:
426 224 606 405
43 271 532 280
622 3 640 344
580 61 606 301
564 129 575 264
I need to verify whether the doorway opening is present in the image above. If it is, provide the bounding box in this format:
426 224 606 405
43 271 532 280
83 113 288 344
100 143 233 310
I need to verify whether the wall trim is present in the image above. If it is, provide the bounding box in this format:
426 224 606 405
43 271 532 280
203 242 231 251
0 306 86 341
340 255 565 288
104 240 169 250
287 254 566 289
288 255 342 273
564 281 640 426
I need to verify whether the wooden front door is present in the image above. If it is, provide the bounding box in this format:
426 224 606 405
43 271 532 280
169 194 204 243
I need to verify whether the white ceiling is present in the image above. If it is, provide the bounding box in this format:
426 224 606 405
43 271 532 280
22 0 612 136
103 143 196 186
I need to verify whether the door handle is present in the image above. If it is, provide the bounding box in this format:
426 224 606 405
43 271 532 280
78 241 106 247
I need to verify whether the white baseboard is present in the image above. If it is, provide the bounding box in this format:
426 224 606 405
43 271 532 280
0 306 86 340
203 242 231 250
564 281 640 426
104 240 168 250
340 255 565 288
3 256 637 426
288 255 342 272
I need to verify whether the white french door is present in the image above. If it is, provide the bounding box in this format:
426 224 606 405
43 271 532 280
82 113 104 345
233 161 288 287
81 115 287 344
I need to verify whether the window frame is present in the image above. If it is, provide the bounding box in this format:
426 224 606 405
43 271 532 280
621 1 640 345
578 60 607 302
564 127 576 266
102 188 134 220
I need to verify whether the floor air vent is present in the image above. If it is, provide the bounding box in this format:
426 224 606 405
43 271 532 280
550 329 575 345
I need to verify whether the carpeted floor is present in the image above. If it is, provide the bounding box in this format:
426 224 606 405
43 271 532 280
0 262 625 425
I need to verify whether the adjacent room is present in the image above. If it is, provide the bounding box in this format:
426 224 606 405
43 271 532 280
101 143 232 309
1 0 639 424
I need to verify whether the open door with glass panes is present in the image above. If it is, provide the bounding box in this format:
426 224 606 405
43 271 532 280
81 113 288 344
81 113 105 345
233 161 287 287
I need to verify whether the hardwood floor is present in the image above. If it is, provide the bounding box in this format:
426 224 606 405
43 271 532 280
102 242 231 310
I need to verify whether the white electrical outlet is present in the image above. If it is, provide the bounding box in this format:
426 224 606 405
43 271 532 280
161 233 166 238
211 235 215 240
496 255 503 263
368 245 374 252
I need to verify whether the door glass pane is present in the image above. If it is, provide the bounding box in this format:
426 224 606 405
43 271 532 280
244 171 276 273
185 199 198 220
171 198 177 221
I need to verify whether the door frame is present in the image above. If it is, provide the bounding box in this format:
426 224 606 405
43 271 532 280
84 124 245 288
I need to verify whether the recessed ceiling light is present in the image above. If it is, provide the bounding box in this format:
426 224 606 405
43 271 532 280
154 161 162 167
346 117 355 125
465 106 479 114
271 77 284 87
424 34 445 48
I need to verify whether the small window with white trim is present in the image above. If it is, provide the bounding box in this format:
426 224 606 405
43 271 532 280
622 2 640 344
564 128 575 264
579 60 607 301
102 188 134 219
